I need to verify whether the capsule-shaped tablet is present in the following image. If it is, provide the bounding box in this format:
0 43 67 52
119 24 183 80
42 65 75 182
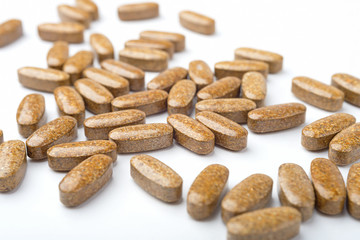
347 163 360 219
179 10 215 35
59 154 113 207
241 71 267 107
248 103 306 133
215 60 269 80
140 30 185 52
167 114 215 155
197 77 241 102
90 33 114 63
111 90 167 116
125 39 174 58
168 80 196 115
221 174 273 223
118 2 159 21
0 19 22 47
147 67 188 92
48 140 117 171
331 73 360 107
76 0 99 20
311 158 345 215
301 113 356 151
16 94 46 138
57 4 91 28
26 116 77 160
0 130 3 144
188 60 213 90
227 207 301 240
38 22 84 43
63 50 94 84
119 48 168 72
187 164 229 220
84 110 146 140
130 154 183 202
47 41 69 70
278 163 315 221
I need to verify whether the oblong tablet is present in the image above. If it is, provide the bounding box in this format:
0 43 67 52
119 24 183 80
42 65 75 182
119 48 168 72
197 77 241 102
147 67 188 92
331 73 360 107
76 0 99 20
57 4 91 28
140 30 185 52
241 71 267 107
0 19 23 47
47 41 69 69
168 80 196 115
215 60 269 80
90 33 114 63
179 10 215 35
347 163 360 219
63 50 94 84
118 2 159 21
125 39 174 58
189 60 213 90
38 22 84 43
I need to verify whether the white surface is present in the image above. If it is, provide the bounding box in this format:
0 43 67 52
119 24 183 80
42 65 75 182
0 0 360 239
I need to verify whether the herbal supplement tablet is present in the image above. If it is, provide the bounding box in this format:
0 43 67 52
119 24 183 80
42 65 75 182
90 33 114 63
331 73 360 107
147 67 188 92
57 4 91 28
187 164 229 220
188 60 213 90
119 48 168 72
0 130 3 144
347 163 360 219
179 10 215 35
130 154 183 202
76 0 99 20
118 2 159 21
0 19 22 47
168 80 196 115
215 60 269 80
47 41 69 70
197 77 241 102
140 30 185 52
125 39 174 58
241 71 267 107
63 50 94 84
59 154 113 207
38 22 84 43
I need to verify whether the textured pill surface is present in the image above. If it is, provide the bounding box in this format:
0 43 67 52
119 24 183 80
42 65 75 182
57 4 91 28
90 33 114 63
140 30 185 52
331 73 360 107
347 163 360 219
215 60 269 80
118 2 159 21
197 76 241 102
179 10 215 35
47 41 69 69
0 19 22 47
38 22 84 43
188 60 213 89
63 50 94 84
125 39 174 58
168 80 196 116
147 67 188 92
119 48 168 72
241 71 267 107
76 0 99 20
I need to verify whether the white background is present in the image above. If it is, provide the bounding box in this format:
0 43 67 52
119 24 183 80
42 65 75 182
0 0 360 239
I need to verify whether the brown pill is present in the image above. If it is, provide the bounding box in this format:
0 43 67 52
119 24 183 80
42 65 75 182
221 174 273 223
47 140 117 171
90 33 114 63
241 71 267 107
168 80 196 115
47 41 69 70
59 154 112 207
215 60 269 80
247 103 306 133
278 163 315 221
130 154 183 202
119 48 168 72
57 4 91 28
0 130 3 144
38 22 84 43
331 73 360 107
84 109 146 140
125 39 174 58
54 86 85 126
292 76 344 111
63 50 94 84
234 47 283 73
197 77 241 102
16 94 46 138
301 113 356 151
0 140 26 192
26 116 77 160
147 67 188 92
118 2 159 21
347 163 360 219
0 19 22 47
101 59 145 91
227 207 301 240
179 10 215 35
188 60 213 90
76 0 99 20
140 30 185 52
167 114 215 155
109 123 173 153
187 164 229 220
111 90 168 116
311 158 346 215
18 67 70 92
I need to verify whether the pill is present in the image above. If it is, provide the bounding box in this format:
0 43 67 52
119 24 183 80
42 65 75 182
234 47 283 73
118 2 159 21
111 90 168 116
195 98 256 124
329 123 360 166
147 67 188 92
74 78 114 114
188 60 213 90
292 76 344 111
125 39 174 58
187 164 229 220
331 73 360 107
227 207 301 240
0 140 26 192
179 10 215 35
168 80 196 115
0 19 22 47
119 48 168 72
109 123 173 153
38 22 84 43
59 154 113 207
54 86 85 126
197 77 241 102
347 163 360 219
195 111 248 151
57 4 91 28
84 109 146 140
301 113 356 151
26 116 77 160
278 163 315 221
310 158 346 215
247 103 306 133
16 94 46 138
167 114 215 155
47 41 69 70
90 33 114 63
18 67 70 92
63 50 94 84
76 0 99 20
0 130 3 144
241 71 267 107
130 154 183 202
47 140 117 171
215 60 269 80
101 59 145 91
221 174 273 223
140 30 185 52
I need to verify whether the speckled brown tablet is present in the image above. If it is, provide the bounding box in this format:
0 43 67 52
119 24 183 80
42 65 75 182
331 73 360 107
111 90 167 116
59 154 113 207
47 41 69 70
187 164 229 220
90 33 114 63
26 116 77 160
148 67 188 92
241 71 267 107
347 163 360 219
215 60 269 80
140 30 185 52
18 67 70 92
47 140 117 171
168 80 196 115
119 48 168 72
278 163 315 221
16 94 46 138
130 154 183 202
188 60 213 90
227 207 301 240
221 174 273 223
125 39 174 58
118 2 159 21
179 10 215 35
167 114 215 155
84 109 146 140
57 4 91 28
76 0 98 20
0 130 3 144
302 113 356 151
247 103 306 133
197 77 241 102
38 22 84 43
0 19 22 47
63 50 94 84
311 158 346 215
